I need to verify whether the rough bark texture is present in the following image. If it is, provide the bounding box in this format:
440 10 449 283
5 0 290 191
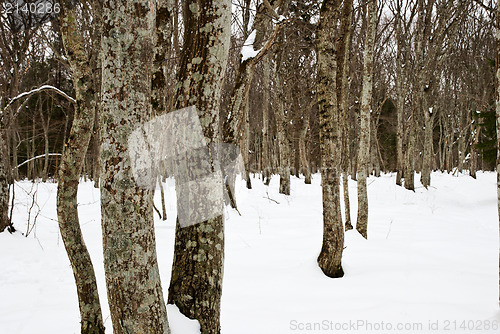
470 116 478 179
316 0 344 278
274 62 291 196
222 59 255 205
299 116 311 184
56 3 105 333
152 0 174 116
242 103 252 189
338 0 353 230
167 0 231 332
393 0 410 187
0 121 11 233
404 125 416 190
152 0 174 220
262 59 272 185
415 0 430 188
100 1 170 333
356 0 377 240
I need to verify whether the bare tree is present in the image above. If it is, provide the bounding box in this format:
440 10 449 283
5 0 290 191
167 0 231 331
55 2 105 333
0 116 11 233
316 0 344 278
356 0 377 239
338 0 354 231
389 0 416 187
100 0 170 332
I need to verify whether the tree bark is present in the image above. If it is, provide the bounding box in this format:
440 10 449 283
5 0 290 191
316 0 344 278
470 115 478 179
274 62 291 196
393 0 412 186
0 118 12 233
152 0 174 116
167 0 230 331
338 0 354 230
356 0 377 239
100 0 170 333
56 2 105 333
242 103 252 189
262 59 272 185
404 125 416 190
39 98 50 182
299 116 311 184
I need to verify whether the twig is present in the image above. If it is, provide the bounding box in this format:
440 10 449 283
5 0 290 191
386 219 393 239
153 203 162 220
263 190 280 204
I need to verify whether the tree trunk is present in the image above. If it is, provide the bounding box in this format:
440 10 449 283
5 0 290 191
458 130 466 173
56 2 105 333
39 99 50 182
152 0 174 220
167 0 230 331
316 0 344 278
405 124 416 190
262 59 272 185
92 106 100 188
421 96 434 187
274 63 291 196
470 117 478 179
100 0 170 333
242 103 252 189
152 0 174 116
0 119 12 233
356 0 377 239
159 176 167 220
338 0 353 230
394 3 407 186
299 116 311 184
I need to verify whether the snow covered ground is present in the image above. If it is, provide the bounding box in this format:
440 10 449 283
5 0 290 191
0 172 499 333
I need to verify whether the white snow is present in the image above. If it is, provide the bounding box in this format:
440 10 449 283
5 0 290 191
240 30 262 62
15 153 62 169
274 15 287 23
4 85 76 112
0 172 499 333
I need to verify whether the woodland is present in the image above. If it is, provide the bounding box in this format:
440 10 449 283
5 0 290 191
0 0 499 333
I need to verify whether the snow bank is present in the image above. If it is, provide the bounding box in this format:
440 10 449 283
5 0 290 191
0 172 498 333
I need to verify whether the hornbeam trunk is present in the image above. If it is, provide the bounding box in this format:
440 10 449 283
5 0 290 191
100 1 170 333
356 0 377 239
167 0 231 332
0 125 10 233
316 0 344 278
56 3 105 333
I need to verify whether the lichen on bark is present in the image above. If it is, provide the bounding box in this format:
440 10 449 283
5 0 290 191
100 0 170 333
316 0 344 278
167 0 231 332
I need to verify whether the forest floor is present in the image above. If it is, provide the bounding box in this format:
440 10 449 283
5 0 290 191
0 171 499 333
